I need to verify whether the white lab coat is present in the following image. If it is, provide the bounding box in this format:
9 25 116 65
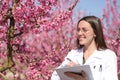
51 48 118 80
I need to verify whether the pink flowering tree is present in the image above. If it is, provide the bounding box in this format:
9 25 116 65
0 0 79 79
102 0 120 77
1 0 119 80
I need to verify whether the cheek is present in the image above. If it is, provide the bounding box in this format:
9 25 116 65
86 33 95 39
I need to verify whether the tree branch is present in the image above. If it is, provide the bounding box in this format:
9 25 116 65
0 7 15 72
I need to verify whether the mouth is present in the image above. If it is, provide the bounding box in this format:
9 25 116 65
79 37 85 40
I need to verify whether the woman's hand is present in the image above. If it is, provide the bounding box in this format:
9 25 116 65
66 58 77 67
64 71 87 80
66 61 77 66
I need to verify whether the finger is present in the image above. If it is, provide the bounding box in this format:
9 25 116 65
81 70 86 77
64 72 83 79
67 62 77 66
81 71 87 80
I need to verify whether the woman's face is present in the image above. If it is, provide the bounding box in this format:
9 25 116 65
77 20 96 46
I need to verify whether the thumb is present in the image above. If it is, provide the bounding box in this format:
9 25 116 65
81 70 87 79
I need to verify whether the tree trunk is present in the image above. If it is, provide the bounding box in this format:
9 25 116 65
0 10 15 72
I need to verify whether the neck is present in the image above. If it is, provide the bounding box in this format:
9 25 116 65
82 40 97 62
83 40 97 53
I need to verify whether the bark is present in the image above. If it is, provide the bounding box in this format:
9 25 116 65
0 8 15 72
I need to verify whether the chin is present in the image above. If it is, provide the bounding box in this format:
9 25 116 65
79 42 85 45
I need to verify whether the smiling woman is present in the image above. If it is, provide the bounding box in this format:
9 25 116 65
51 16 118 80
77 20 96 49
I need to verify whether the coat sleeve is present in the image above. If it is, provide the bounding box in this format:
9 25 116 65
102 50 118 80
51 71 60 80
50 61 68 80
50 50 75 80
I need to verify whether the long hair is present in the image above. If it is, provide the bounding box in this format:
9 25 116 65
77 16 107 50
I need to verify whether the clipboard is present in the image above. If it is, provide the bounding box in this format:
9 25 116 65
56 65 94 80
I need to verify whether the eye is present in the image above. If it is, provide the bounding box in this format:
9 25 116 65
77 27 89 33
82 28 88 32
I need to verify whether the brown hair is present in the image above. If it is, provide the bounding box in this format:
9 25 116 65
77 16 107 50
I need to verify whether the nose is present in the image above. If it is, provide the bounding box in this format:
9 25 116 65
78 30 83 35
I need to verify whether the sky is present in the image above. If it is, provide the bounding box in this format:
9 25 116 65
75 0 120 17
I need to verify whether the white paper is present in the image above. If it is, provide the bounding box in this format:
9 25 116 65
56 65 94 80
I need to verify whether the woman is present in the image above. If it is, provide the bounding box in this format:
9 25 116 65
51 16 118 80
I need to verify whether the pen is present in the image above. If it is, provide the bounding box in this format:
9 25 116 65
99 65 102 72
66 58 72 62
66 58 78 66
93 66 96 69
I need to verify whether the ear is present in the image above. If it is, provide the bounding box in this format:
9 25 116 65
93 34 96 37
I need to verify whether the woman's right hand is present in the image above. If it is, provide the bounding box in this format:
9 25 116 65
66 58 77 67
66 61 77 66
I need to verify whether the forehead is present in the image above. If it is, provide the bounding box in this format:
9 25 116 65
78 20 92 29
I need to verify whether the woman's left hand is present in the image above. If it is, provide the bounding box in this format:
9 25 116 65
64 71 87 80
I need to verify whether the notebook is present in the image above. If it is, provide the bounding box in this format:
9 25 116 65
56 65 94 80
